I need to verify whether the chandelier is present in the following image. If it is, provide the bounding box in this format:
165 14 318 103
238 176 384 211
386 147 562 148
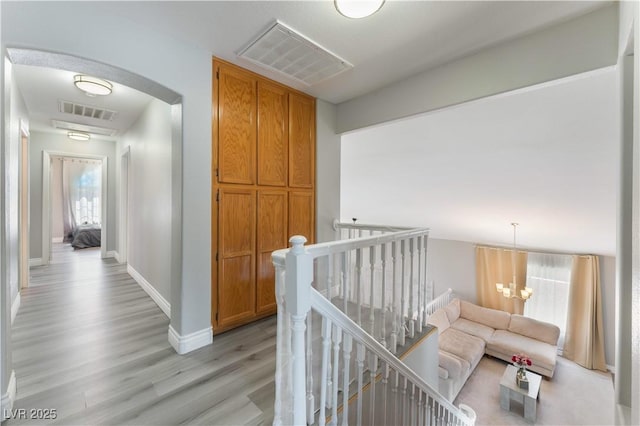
495 223 533 301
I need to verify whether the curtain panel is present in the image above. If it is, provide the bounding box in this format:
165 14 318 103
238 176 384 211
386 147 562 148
563 255 607 372
475 246 527 315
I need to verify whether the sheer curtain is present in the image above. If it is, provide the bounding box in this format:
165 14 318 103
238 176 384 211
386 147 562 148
523 252 572 348
61 158 102 241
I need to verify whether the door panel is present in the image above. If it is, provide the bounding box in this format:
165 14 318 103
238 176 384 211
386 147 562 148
218 188 256 328
257 190 287 314
288 191 314 243
218 64 256 185
257 82 288 187
288 94 315 188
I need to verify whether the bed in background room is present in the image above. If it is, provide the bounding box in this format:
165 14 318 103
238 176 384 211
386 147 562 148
71 224 101 249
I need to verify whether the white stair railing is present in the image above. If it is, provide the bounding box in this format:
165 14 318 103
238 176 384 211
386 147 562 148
273 235 475 426
320 221 431 353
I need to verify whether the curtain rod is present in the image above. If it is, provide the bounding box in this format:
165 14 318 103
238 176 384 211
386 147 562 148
475 244 597 258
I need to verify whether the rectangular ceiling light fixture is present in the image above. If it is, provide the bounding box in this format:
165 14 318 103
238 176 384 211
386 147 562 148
238 21 353 86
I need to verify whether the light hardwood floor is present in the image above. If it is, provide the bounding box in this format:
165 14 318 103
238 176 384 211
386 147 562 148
7 244 276 425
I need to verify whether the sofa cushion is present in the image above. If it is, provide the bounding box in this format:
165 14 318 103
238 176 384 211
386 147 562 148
460 300 511 330
487 330 557 373
508 314 560 346
438 350 470 380
450 318 495 342
428 308 450 333
443 298 461 324
440 328 485 368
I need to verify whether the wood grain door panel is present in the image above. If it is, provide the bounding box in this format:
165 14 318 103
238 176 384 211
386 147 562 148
218 188 256 328
257 190 287 314
289 93 315 188
218 64 256 185
257 82 288 187
288 191 314 244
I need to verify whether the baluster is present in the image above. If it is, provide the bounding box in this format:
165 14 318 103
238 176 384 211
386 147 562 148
409 238 415 338
417 390 423 426
381 362 389 424
368 353 378 425
401 376 408 425
409 383 416 425
380 243 388 348
306 314 315 425
390 241 399 353
356 343 365 426
417 236 423 334
341 251 348 315
330 325 342 426
369 244 376 336
273 264 286 426
319 318 332 426
400 240 407 347
355 248 363 326
341 334 353 426
424 236 431 326
392 369 399 424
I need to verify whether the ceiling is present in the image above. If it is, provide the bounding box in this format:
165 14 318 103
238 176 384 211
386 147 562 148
341 67 619 256
94 0 611 104
13 64 154 141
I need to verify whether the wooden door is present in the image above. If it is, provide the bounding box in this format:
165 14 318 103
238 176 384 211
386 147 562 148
289 191 315 243
257 81 288 187
217 63 256 185
256 190 288 314
288 93 315 188
217 188 256 328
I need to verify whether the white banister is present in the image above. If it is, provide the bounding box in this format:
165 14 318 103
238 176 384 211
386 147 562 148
273 224 474 426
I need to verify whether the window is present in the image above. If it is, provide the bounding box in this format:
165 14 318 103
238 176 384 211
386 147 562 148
523 252 572 349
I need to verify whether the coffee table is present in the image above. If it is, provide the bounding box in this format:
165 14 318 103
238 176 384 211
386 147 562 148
499 365 542 421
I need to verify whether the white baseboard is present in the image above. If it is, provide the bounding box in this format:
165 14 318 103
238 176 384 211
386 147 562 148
52 237 63 243
28 258 42 267
127 264 171 318
113 251 121 263
106 250 117 259
1 370 17 421
168 325 213 355
607 364 616 374
11 293 21 325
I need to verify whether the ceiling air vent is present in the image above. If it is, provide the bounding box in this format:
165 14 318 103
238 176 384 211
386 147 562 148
238 21 353 86
51 120 118 137
58 100 118 121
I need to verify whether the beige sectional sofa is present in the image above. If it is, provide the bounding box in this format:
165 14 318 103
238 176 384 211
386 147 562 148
427 298 560 401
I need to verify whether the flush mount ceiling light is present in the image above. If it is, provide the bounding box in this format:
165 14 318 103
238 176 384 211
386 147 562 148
74 75 113 96
68 131 91 141
335 0 385 18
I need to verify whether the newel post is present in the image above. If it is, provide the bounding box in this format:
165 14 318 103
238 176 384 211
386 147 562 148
285 235 313 426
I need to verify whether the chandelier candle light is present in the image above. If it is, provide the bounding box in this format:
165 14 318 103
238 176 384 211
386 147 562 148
495 223 533 301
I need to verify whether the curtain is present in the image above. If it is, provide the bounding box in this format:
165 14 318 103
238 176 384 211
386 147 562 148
61 158 102 241
563 255 607 371
476 246 527 315
523 252 572 348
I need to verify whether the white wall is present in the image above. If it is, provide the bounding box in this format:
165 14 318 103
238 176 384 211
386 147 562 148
120 98 172 305
7 61 27 305
50 157 63 241
427 238 477 304
316 100 340 243
600 255 617 368
28 131 117 258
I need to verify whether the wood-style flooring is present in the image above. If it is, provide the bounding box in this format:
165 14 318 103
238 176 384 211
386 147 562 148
7 244 276 425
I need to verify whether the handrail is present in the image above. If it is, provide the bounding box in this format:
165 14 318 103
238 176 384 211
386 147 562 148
272 226 429 265
310 288 474 425
332 219 414 233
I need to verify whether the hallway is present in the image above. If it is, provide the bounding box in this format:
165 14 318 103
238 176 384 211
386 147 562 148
8 244 276 425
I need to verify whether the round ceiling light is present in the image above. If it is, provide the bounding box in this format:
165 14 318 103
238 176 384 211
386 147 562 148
335 0 385 18
74 75 113 96
68 132 91 141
